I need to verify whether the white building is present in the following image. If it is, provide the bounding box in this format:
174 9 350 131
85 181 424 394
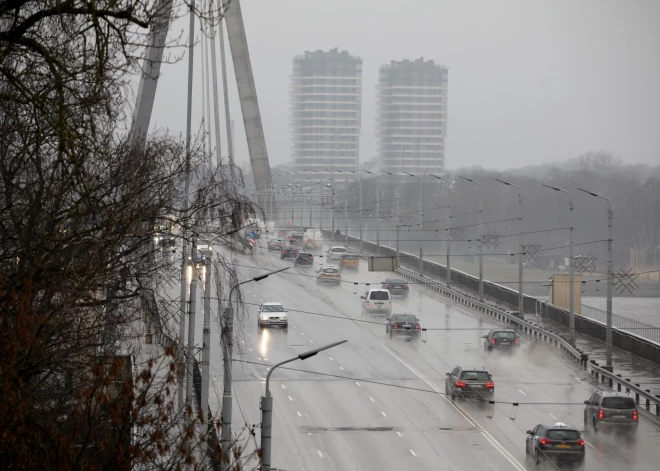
376 58 448 174
290 49 362 181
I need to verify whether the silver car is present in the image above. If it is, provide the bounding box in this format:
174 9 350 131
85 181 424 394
361 289 392 316
584 391 638 433
257 302 288 329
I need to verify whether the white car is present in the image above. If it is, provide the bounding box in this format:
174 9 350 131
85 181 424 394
361 289 392 316
327 246 347 261
257 302 288 329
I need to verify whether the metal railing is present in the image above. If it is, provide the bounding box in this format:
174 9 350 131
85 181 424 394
581 304 660 345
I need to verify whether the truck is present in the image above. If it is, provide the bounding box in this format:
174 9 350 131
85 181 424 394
303 229 323 250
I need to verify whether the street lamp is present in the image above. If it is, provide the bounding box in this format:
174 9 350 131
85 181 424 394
458 176 484 302
578 187 613 369
430 174 451 287
405 172 425 275
495 179 524 316
260 340 348 471
543 184 575 345
220 267 290 468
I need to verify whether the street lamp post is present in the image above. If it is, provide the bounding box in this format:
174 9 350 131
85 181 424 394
458 176 484 302
495 179 524 316
405 172 425 275
220 267 290 469
430 174 451 287
543 184 575 345
362 169 379 253
260 340 348 471
578 188 613 369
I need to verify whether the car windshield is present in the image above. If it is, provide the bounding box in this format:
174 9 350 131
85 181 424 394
493 331 517 339
369 291 390 300
262 304 284 312
323 268 339 274
331 247 346 253
292 235 303 239
298 253 312 259
342 255 358 260
393 315 417 322
602 397 636 409
547 429 580 440
460 371 491 381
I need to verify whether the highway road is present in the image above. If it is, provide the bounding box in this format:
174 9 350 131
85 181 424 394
173 240 660 470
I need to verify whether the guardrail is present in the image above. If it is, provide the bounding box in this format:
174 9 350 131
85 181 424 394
581 303 660 345
392 266 660 418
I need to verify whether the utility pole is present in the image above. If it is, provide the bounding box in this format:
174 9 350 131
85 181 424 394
543 185 575 345
578 188 613 368
458 176 483 301
431 174 451 287
186 237 198 420
396 225 400 265
201 252 212 433
496 179 524 315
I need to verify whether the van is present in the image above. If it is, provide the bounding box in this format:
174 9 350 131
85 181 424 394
303 229 323 249
361 289 392 316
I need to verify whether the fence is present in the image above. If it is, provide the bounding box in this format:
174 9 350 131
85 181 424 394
581 303 660 345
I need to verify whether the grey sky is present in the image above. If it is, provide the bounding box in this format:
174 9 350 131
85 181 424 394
148 0 660 171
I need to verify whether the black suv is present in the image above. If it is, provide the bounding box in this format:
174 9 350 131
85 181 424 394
584 391 638 433
526 422 585 467
483 329 520 352
445 366 494 400
280 245 299 260
294 252 314 267
385 314 420 339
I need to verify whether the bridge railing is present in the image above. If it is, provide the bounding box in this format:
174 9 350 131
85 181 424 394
580 303 660 345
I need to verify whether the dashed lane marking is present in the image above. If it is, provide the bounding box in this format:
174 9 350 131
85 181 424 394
410 450 417 457
297 411 302 417
518 389 526 396
369 397 375 402
381 411 387 417
317 450 324 458
396 432 402 437
584 440 596 450
356 382 361 386
281 384 286 389
548 413 558 420
339 366 344 370
288 396 293 401
328 356 333 361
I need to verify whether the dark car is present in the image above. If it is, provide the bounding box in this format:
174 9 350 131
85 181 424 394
267 239 285 251
289 232 304 246
584 391 638 433
280 245 299 260
294 252 314 267
526 422 585 467
483 329 520 352
385 314 420 339
278 229 288 237
445 366 494 400
381 278 410 297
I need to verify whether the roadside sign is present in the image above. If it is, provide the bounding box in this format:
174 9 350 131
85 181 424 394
248 231 256 239
249 239 255 247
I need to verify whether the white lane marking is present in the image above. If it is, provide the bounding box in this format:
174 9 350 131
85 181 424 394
297 411 302 417
382 346 527 471
317 450 324 458
575 376 583 383
449 343 455 347
281 384 286 389
518 389 527 396
356 381 361 386
396 431 402 437
248 348 252 351
410 450 417 457
258 357 262 360
584 440 596 450
369 397 375 402
266 368 270 371
301 332 305 336
253 294 258 298
288 396 293 401
328 356 333 361
339 366 344 370
381 411 387 417
310 340 314 343
308 432 312 436
241 340 245 343
293 325 297 329
548 413 558 420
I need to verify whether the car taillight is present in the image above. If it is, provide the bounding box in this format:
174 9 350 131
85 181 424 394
576 439 585 447
284 250 288 253
388 301 392 306
485 381 494 389
515 339 519 344
490 338 496 344
415 323 420 329
402 285 409 289
385 284 393 288
320 273 324 276
598 409 604 419
633 411 638 420
393 323 399 329
539 438 552 446
455 380 466 388
365 302 370 306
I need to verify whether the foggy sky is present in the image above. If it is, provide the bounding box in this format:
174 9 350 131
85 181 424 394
147 0 660 172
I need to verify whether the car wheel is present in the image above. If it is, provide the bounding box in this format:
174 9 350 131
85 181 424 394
389 330 393 339
283 323 288 330
583 413 588 431
592 417 599 433
534 448 540 465
385 326 389 334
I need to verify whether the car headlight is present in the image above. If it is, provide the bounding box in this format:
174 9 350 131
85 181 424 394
281 315 287 320
260 315 268 321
